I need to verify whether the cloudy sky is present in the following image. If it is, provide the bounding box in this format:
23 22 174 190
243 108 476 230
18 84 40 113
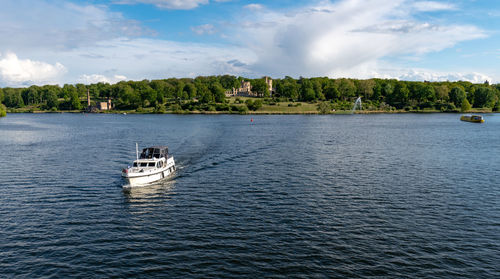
0 0 499 86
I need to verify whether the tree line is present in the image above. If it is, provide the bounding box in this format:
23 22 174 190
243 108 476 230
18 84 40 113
1 75 499 112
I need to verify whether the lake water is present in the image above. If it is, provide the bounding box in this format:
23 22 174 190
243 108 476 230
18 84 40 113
1 113 499 278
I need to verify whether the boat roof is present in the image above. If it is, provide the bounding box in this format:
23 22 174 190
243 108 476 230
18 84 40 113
140 146 169 159
143 146 168 150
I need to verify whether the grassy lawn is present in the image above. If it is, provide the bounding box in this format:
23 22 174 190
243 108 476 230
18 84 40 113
256 103 318 114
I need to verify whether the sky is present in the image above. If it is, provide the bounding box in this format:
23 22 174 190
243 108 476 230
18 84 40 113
0 0 499 87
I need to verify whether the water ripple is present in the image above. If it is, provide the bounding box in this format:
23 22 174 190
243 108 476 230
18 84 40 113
0 113 499 278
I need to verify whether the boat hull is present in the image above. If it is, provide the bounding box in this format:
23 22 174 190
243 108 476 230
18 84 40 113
123 157 175 187
460 115 484 123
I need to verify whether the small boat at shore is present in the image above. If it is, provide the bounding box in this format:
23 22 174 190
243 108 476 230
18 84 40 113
122 144 175 187
460 114 484 123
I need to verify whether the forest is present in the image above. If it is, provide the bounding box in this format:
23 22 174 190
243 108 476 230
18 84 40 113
1 75 499 113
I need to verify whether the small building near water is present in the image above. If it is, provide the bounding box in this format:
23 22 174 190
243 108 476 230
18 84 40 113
86 89 113 112
97 99 113 110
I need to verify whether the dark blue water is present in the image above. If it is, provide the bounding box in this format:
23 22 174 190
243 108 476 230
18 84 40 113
1 113 499 278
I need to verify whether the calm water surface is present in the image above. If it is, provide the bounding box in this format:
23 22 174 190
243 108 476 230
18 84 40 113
0 113 499 278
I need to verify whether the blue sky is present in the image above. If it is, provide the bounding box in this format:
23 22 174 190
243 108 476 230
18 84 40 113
0 0 499 86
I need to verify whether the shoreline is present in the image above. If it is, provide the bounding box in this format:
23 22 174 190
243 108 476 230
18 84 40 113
6 109 497 115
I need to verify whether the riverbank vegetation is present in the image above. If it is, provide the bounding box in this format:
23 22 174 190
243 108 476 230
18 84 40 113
0 103 6 117
0 89 7 117
1 76 499 114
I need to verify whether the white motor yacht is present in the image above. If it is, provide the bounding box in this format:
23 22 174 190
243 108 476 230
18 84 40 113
122 145 175 187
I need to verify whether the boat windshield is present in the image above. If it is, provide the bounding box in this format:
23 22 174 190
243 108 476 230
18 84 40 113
140 147 167 159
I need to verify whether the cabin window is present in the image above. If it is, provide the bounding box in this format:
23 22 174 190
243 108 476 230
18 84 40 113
133 162 138 167
148 162 155 167
140 163 147 167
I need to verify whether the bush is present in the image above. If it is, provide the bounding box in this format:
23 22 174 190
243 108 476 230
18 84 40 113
154 104 166 114
251 100 262 111
216 103 230 111
493 101 500 112
245 99 262 111
0 103 6 117
238 104 248 114
230 105 239 112
170 104 182 113
461 99 471 112
317 102 331 114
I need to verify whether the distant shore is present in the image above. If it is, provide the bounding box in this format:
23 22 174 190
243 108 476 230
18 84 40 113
6 107 495 115
4 96 497 115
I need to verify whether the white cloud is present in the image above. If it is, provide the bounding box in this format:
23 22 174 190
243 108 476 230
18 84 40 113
397 70 492 83
0 52 66 86
77 74 128 84
0 0 495 85
223 0 488 80
412 1 456 12
114 0 209 10
191 24 217 35
244 4 265 11
47 38 255 83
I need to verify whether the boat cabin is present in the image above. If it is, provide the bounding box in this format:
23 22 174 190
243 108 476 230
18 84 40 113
139 146 169 159
133 161 165 168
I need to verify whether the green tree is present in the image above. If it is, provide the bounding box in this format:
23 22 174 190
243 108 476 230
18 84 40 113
473 87 496 108
183 83 197 99
372 81 383 101
114 83 140 109
279 78 299 100
252 78 270 97
197 84 213 103
312 79 324 100
461 98 471 112
219 75 239 89
435 85 450 100
42 87 59 109
414 83 436 103
449 86 466 107
209 83 226 103
300 79 316 101
336 78 356 100
323 83 339 100
3 88 24 108
357 79 375 99
22 86 40 105
70 89 82 110
388 82 409 108
75 84 87 99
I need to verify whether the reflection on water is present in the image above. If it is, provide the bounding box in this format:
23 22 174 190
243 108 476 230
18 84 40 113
123 178 177 214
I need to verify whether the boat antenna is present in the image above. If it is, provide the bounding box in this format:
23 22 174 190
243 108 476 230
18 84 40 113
136 142 139 161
